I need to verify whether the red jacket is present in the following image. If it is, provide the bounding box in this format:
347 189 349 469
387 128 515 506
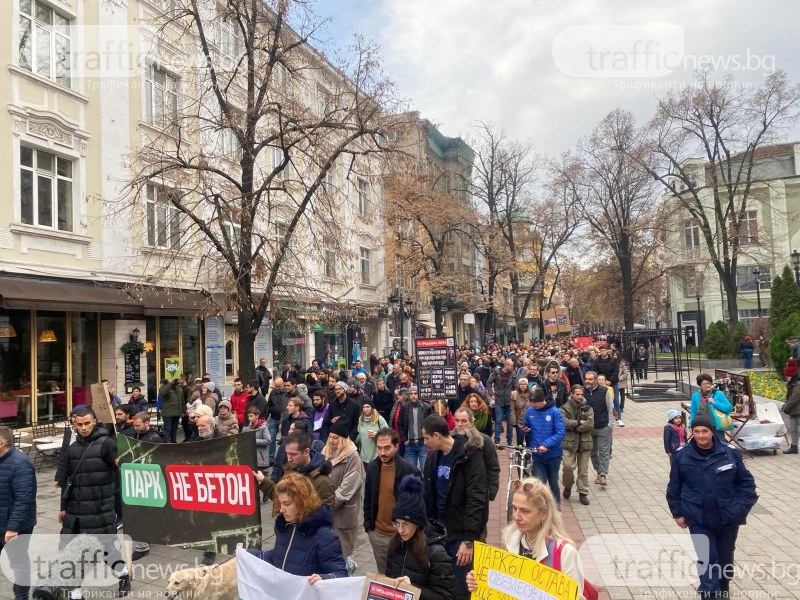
785 358 799 380
230 390 250 426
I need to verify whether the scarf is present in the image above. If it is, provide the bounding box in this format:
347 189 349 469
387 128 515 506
670 423 686 445
324 437 358 466
474 409 489 432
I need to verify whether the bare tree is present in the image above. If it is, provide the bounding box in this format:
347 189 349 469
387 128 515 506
384 155 479 337
115 0 400 381
640 70 800 333
559 109 664 330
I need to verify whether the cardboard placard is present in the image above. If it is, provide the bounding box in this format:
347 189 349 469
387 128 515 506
90 382 115 424
360 573 420 600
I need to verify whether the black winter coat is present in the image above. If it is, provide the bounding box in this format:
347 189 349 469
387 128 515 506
323 397 361 441
363 456 420 531
399 401 433 443
246 392 269 421
373 389 394 422
0 447 36 533
61 426 118 534
385 520 456 600
423 435 487 544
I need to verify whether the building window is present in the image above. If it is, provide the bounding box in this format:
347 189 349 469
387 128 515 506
738 308 770 323
144 65 178 131
19 145 73 231
683 220 702 259
18 0 71 87
219 125 240 159
272 147 285 179
146 184 181 249
360 247 371 285
729 210 758 245
324 241 336 278
736 266 771 291
357 178 368 216
217 18 240 58
222 216 241 248
323 164 336 194
317 85 332 118
151 0 176 12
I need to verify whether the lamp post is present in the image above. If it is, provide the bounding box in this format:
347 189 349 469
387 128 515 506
792 250 800 285
695 272 704 347
753 267 763 318
388 290 409 358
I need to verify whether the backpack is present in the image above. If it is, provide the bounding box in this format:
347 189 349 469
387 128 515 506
551 539 599 600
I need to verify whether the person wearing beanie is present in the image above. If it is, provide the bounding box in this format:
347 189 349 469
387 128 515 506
385 476 456 599
216 400 239 436
201 382 218 413
688 373 732 443
322 380 360 442
357 399 388 466
347 377 370 406
666 407 758 598
663 409 686 461
322 417 365 575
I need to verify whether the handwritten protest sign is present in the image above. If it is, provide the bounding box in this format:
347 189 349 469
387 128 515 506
471 541 579 600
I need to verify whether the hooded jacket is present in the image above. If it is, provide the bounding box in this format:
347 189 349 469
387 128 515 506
242 417 271 468
385 519 457 600
248 504 347 579
61 426 118 534
666 436 758 529
0 446 36 533
560 396 594 453
216 402 240 436
454 427 500 502
523 400 565 459
159 382 182 418
259 448 336 515
423 434 487 544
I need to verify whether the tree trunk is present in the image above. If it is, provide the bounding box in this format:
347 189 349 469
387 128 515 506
433 297 444 338
238 306 257 384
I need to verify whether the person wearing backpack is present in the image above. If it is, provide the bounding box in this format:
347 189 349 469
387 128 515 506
465 478 594 600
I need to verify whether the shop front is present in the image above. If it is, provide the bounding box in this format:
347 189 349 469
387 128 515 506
0 277 213 427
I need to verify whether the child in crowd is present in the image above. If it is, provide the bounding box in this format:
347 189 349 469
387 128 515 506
663 409 686 461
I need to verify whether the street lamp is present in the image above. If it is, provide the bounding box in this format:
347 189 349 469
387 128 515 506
695 272 704 347
791 249 800 285
753 267 763 318
388 291 410 358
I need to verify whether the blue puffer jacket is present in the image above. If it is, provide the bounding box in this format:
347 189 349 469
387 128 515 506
688 389 732 429
523 401 565 459
248 504 347 579
666 436 758 529
0 447 37 533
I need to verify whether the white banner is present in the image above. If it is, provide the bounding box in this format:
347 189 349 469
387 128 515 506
236 546 365 599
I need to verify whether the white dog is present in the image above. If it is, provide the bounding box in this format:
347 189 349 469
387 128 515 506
165 558 238 600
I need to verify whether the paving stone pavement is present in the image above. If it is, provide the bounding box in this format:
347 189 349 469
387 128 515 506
4 380 800 599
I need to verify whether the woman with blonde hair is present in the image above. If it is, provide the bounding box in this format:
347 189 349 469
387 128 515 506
247 472 347 584
461 392 493 438
466 478 586 597
322 417 365 575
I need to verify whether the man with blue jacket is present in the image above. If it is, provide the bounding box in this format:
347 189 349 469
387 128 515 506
666 413 758 598
524 387 566 510
0 426 36 600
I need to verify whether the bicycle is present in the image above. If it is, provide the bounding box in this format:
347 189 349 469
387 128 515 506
497 444 539 522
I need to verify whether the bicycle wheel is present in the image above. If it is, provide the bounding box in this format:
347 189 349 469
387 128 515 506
506 479 514 522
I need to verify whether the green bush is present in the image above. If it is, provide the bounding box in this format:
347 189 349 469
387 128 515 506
770 266 800 333
728 320 749 357
770 311 800 375
704 321 730 359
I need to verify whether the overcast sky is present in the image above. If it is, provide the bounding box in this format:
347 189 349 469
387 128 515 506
320 0 800 155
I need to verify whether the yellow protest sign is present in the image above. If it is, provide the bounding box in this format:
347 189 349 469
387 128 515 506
471 541 580 600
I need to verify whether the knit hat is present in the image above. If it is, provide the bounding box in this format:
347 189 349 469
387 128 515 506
690 413 713 430
667 409 681 423
347 377 359 388
362 398 376 409
329 417 351 439
335 381 349 392
204 382 216 392
218 400 232 411
409 385 418 393
391 475 427 529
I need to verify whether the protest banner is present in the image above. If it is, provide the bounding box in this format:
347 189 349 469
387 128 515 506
117 432 261 553
415 337 457 404
163 357 182 381
237 546 364 599
360 572 420 600
471 541 580 600
555 306 572 334
542 309 559 336
90 382 115 424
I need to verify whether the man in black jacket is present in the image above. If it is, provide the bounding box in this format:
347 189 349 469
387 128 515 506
363 428 419 574
542 362 569 408
127 413 163 559
60 406 130 595
322 381 360 441
422 415 487 600
256 358 272 396
398 386 432 472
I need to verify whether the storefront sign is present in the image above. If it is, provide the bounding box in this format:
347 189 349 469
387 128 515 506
204 316 226 388
464 313 475 324
415 337 457 403
472 541 580 600
254 319 272 367
117 432 261 553
124 352 140 389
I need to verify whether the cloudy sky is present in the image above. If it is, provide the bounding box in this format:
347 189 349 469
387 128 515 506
319 0 800 155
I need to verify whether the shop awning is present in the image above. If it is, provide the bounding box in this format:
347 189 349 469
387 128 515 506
132 288 219 316
0 278 143 313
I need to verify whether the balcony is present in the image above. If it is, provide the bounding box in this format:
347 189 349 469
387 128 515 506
683 247 703 261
